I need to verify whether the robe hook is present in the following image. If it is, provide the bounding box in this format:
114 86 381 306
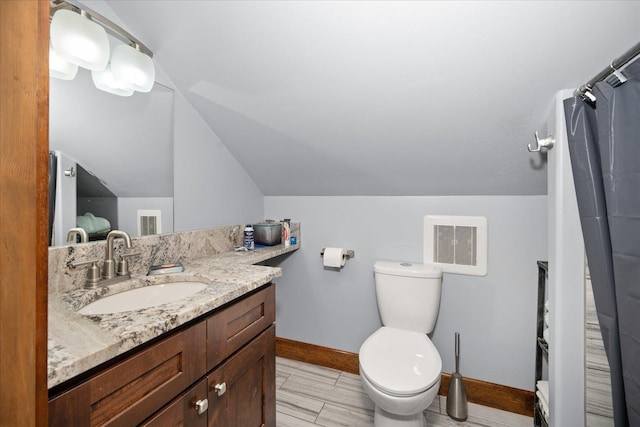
527 131 555 152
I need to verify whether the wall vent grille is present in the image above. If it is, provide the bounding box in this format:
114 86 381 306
424 215 487 276
137 209 162 236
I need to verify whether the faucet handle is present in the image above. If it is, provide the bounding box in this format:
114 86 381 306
68 259 99 269
117 251 141 276
67 259 102 287
122 250 142 258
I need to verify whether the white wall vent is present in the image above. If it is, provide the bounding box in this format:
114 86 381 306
424 215 487 276
137 209 162 236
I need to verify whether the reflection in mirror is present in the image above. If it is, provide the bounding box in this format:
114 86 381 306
49 69 174 246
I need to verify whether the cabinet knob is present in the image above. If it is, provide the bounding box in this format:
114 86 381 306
194 398 208 415
214 382 227 396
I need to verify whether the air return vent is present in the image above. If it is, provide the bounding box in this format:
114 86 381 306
424 215 487 276
137 209 162 236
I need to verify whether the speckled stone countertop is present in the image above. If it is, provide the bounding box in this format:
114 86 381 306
48 243 298 389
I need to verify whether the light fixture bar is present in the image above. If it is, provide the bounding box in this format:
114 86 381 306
50 0 153 58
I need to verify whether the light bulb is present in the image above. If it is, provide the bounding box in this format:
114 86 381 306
49 44 78 80
111 44 155 93
92 64 134 97
50 9 110 71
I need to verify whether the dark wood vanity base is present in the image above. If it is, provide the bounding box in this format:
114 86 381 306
49 284 275 427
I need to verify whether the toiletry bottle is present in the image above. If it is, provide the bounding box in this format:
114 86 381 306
283 219 291 248
244 224 254 250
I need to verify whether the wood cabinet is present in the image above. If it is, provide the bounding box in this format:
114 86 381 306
207 284 275 370
49 321 207 426
49 284 275 427
141 379 208 427
208 326 275 427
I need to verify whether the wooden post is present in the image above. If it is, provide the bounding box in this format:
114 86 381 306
0 0 50 425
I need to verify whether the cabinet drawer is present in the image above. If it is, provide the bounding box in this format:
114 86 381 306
140 378 208 427
207 284 275 370
49 321 206 427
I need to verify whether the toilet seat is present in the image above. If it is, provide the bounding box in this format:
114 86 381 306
360 327 442 397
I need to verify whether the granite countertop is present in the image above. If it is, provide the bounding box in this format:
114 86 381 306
48 243 298 389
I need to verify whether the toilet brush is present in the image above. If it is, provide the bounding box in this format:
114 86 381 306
446 332 468 421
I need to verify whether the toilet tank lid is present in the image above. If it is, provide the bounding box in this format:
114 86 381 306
374 261 442 278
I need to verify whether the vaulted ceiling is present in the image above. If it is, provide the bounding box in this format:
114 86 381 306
106 1 640 196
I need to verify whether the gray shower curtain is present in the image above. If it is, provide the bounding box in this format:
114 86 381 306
564 60 640 427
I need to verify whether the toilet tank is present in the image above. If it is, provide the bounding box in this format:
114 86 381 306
373 261 442 334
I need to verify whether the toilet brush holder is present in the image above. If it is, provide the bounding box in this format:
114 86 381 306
447 332 468 421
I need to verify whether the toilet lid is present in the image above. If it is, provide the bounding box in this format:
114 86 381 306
359 327 442 397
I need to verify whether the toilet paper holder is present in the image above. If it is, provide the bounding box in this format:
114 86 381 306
320 248 355 260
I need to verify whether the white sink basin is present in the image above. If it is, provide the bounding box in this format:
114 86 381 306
78 281 209 315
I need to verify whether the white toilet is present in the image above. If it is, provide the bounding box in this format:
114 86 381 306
359 260 443 427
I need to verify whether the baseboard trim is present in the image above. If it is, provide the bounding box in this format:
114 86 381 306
275 337 534 417
438 372 533 417
276 336 360 375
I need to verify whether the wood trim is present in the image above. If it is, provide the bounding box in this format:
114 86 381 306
0 1 50 426
438 373 534 417
276 337 360 375
276 337 534 417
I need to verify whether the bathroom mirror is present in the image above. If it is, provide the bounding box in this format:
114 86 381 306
49 68 174 246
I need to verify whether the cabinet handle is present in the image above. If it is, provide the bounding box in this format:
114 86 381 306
214 382 227 396
194 398 208 415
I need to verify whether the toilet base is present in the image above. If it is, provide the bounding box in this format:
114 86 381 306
374 406 426 427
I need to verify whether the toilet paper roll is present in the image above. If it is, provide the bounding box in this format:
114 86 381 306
323 247 346 268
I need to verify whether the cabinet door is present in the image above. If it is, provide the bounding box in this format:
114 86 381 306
207 325 275 427
49 321 207 427
141 379 208 427
207 284 275 370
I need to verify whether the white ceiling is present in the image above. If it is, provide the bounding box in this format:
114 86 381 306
106 0 640 196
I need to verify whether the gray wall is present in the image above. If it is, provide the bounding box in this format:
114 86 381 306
265 195 547 391
172 82 265 231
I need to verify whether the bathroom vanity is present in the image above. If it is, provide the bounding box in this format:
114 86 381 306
47 227 299 427
50 284 275 426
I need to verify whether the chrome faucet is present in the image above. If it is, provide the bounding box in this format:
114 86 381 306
67 230 140 288
103 230 133 280
66 227 88 243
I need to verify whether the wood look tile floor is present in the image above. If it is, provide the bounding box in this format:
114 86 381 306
276 357 533 427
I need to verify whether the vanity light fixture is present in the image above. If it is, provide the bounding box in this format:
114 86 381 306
49 43 78 80
91 64 134 97
49 0 155 96
111 44 155 93
50 8 110 71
